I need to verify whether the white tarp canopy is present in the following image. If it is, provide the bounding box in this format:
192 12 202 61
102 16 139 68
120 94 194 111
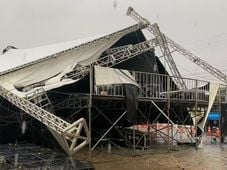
0 23 145 97
198 83 219 132
94 66 140 87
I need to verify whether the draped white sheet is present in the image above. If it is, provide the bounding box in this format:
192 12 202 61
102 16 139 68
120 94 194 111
0 24 143 97
94 66 139 87
198 83 219 132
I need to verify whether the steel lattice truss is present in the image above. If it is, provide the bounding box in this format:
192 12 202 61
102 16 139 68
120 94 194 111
127 7 187 89
62 38 158 80
1 7 225 156
0 86 90 156
127 6 227 85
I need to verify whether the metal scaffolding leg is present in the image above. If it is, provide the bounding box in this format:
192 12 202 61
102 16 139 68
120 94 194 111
0 86 90 156
137 108 179 145
93 106 133 148
170 107 195 143
89 66 93 153
91 111 127 151
195 80 199 149
151 100 175 125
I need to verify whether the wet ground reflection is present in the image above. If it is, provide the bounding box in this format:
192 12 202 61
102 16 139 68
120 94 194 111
1 143 227 169
77 144 227 170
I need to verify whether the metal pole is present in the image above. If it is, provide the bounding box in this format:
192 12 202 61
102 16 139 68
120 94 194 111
167 76 170 150
218 86 222 146
195 80 198 149
89 65 93 153
91 111 127 151
133 122 136 154
151 100 175 125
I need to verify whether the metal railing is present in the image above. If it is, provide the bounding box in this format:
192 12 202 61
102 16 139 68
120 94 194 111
94 70 222 103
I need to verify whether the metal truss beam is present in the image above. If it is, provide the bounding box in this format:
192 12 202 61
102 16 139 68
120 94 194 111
0 85 90 156
127 6 227 85
127 7 187 89
62 38 158 80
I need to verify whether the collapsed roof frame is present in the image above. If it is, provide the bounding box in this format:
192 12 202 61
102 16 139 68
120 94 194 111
0 7 225 156
0 21 157 156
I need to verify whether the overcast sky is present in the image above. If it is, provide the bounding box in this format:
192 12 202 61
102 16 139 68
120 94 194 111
0 0 227 82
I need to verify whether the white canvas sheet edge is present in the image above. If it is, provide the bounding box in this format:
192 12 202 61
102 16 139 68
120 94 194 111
198 83 219 132
0 23 146 75
0 23 145 97
94 66 140 88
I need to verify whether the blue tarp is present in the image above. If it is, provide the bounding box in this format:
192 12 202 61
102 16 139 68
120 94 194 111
208 112 220 120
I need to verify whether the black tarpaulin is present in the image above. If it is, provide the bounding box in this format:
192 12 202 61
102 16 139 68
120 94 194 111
125 84 139 123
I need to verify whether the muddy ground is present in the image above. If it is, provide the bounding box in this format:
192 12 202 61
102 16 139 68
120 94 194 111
77 144 227 170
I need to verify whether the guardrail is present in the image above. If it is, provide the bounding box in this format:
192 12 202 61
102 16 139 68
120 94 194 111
95 70 225 103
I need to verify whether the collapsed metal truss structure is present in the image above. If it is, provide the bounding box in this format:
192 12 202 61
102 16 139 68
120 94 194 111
0 7 227 157
0 86 90 156
48 67 224 156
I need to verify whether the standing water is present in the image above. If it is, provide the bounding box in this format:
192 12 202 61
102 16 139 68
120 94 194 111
77 143 227 170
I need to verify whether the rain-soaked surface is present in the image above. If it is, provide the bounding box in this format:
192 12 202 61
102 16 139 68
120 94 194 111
76 143 227 170
0 143 94 169
1 142 227 169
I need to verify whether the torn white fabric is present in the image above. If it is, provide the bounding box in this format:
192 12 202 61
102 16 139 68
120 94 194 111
94 66 140 87
198 83 219 131
12 36 120 89
0 23 144 97
0 23 143 73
